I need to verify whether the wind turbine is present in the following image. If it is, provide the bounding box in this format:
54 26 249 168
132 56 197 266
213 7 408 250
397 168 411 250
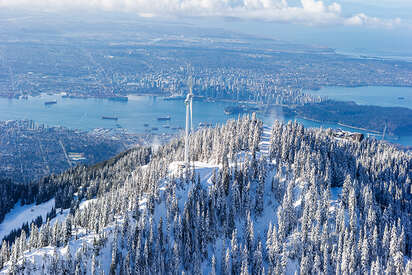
184 78 194 166
382 122 387 141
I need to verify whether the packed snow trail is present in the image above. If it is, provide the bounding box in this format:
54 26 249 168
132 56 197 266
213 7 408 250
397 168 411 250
259 125 272 157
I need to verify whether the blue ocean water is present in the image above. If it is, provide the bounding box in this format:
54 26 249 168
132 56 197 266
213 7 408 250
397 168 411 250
306 86 412 109
0 90 411 146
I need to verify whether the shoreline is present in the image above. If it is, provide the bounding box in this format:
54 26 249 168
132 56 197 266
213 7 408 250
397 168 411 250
294 115 385 136
336 123 382 135
0 92 264 108
3 82 412 101
1 91 410 145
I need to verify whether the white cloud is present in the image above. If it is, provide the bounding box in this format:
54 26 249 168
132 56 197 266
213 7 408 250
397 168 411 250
0 0 403 28
345 13 402 28
328 2 341 14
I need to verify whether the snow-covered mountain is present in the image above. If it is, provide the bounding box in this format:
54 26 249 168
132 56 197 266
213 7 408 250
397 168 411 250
0 115 410 274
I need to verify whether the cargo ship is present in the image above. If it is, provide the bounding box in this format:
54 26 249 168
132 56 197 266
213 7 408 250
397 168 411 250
44 100 57 105
108 96 128 102
224 106 244 115
102 116 118 120
157 115 171 121
163 95 185 101
224 105 260 115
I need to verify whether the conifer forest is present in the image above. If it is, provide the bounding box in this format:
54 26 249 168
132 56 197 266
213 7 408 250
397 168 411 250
0 115 410 274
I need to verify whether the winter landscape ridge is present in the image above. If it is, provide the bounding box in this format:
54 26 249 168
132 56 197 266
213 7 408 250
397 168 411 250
0 115 410 274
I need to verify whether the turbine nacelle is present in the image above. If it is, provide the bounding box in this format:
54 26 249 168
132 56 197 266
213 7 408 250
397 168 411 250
184 93 193 105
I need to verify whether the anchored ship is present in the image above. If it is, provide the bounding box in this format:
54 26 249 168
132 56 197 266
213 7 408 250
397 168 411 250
44 100 57 105
108 96 128 102
102 116 118 120
157 115 171 121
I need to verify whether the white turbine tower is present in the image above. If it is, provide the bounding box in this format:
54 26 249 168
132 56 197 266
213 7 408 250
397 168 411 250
184 78 194 166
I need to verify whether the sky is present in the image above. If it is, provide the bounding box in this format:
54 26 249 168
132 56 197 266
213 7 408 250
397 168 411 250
1 0 411 57
0 0 408 28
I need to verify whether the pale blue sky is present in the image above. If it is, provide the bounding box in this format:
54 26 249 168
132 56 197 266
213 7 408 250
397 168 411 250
0 0 412 24
1 0 411 57
1 0 409 27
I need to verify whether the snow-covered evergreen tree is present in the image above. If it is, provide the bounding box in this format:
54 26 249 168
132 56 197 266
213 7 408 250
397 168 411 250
1 116 410 274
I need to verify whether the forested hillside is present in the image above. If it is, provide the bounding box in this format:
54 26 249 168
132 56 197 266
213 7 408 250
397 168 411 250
290 100 412 135
0 115 410 274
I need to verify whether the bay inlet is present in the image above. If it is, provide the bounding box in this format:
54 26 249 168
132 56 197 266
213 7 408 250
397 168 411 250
0 89 411 146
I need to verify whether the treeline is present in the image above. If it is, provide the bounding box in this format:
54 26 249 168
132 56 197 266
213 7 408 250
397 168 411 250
0 145 151 240
1 116 411 274
0 115 263 273
0 179 25 224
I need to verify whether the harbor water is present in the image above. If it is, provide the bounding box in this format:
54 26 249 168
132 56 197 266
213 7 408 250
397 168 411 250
0 89 411 146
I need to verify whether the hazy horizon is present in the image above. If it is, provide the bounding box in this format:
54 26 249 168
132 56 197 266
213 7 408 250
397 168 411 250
1 1 412 58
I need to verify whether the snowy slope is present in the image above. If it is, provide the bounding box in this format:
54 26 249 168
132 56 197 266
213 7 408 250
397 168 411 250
0 208 122 275
0 153 281 274
2 118 408 274
0 124 291 274
0 199 55 242
164 155 282 273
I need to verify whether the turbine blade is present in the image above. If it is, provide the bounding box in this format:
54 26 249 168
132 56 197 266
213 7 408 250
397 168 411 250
190 100 193 133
